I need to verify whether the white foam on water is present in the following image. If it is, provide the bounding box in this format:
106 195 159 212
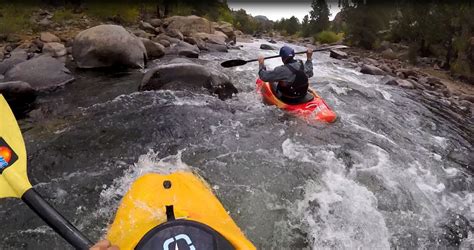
92 150 192 233
100 150 191 205
281 139 390 249
296 174 391 249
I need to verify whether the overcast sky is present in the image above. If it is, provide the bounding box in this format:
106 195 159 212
227 0 341 22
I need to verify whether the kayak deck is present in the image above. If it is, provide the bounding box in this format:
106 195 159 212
256 79 337 123
107 172 255 250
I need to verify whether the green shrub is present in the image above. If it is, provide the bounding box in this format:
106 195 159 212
52 8 75 23
84 2 140 24
0 4 37 35
314 31 343 44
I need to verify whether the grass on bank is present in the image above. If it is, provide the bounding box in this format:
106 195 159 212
314 31 344 44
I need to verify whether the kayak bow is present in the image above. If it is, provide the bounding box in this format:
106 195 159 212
107 172 256 250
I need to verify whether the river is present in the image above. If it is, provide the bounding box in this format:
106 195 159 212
1 40 472 249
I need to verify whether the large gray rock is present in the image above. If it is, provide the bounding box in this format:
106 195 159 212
140 38 165 59
166 28 184 40
72 25 147 69
140 62 237 100
360 64 386 75
4 56 74 91
139 21 157 34
164 15 214 36
42 42 67 57
215 21 234 37
149 18 163 28
385 78 415 89
204 43 228 52
154 34 181 45
0 81 36 116
0 50 28 74
194 32 227 45
166 41 200 58
330 49 348 59
260 44 277 50
40 32 61 43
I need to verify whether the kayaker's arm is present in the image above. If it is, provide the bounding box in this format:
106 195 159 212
258 64 287 82
304 59 314 78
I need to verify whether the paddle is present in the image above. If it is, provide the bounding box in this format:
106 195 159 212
220 45 348 68
0 95 92 249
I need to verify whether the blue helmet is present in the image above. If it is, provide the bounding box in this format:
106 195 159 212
279 46 295 59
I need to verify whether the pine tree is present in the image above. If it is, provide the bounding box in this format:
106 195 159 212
310 0 330 33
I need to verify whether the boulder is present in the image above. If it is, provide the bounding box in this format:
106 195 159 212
166 28 184 40
381 48 396 59
260 44 277 50
204 43 228 53
330 49 348 59
132 29 154 39
184 36 206 50
384 78 415 89
140 38 165 59
216 21 234 36
154 34 181 45
164 15 214 36
139 62 237 100
268 39 277 44
193 32 227 45
4 55 75 92
398 68 418 79
363 58 379 66
0 50 28 74
149 18 163 28
139 21 157 34
166 41 200 58
157 39 171 47
72 25 147 69
0 81 36 116
360 64 386 75
40 32 61 43
42 42 67 57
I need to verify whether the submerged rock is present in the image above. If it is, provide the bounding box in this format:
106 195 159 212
140 62 237 100
0 81 36 116
72 25 147 69
4 55 74 91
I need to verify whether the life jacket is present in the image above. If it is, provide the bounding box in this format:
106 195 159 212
277 60 309 99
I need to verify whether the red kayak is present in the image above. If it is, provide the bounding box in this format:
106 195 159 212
256 79 337 123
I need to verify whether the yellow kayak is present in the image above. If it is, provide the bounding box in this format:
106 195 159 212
107 172 256 250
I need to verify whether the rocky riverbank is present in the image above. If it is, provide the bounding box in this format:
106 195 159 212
0 12 255 118
1 10 472 121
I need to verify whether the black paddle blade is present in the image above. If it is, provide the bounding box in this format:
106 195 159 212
221 59 247 68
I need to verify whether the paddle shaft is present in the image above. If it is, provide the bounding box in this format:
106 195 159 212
22 189 92 250
246 47 336 63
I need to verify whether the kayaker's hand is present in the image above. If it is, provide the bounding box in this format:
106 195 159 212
258 56 264 65
90 240 119 250
307 48 313 60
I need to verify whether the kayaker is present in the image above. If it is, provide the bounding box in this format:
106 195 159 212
258 46 313 103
